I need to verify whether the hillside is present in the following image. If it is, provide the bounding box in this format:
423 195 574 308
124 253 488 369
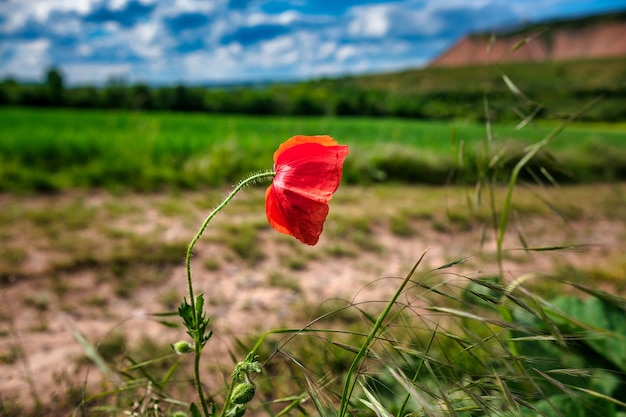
430 10 626 67
335 11 626 121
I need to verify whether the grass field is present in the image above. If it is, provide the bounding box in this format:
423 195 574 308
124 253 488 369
1 107 625 192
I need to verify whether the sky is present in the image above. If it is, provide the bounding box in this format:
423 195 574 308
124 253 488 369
1 0 625 86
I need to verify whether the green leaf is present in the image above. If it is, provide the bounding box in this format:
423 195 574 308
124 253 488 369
156 319 181 328
178 298 194 326
512 294 626 401
160 358 182 386
195 294 205 317
551 296 626 373
69 324 119 384
189 402 202 417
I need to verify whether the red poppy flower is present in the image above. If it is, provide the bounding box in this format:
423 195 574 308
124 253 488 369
265 135 349 245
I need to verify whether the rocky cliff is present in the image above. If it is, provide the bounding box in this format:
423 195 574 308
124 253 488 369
430 11 626 67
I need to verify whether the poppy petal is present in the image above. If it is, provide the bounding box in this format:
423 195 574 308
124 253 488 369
266 136 349 245
274 142 349 203
273 135 338 163
266 184 329 245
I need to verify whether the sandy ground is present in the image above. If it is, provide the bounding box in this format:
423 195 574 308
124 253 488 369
0 184 624 413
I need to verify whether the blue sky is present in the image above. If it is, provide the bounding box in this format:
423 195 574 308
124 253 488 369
1 0 625 86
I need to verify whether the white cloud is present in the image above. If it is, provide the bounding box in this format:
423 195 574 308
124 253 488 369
63 62 133 84
274 10 302 25
40 14 84 38
128 21 162 58
389 6 444 37
181 47 245 81
336 44 357 61
109 0 160 11
109 0 130 11
181 52 216 80
260 34 294 54
164 0 223 14
0 39 50 80
246 9 301 26
76 43 93 57
15 0 98 22
347 5 391 38
315 41 337 60
261 37 300 66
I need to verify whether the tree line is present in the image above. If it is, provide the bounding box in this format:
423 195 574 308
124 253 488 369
1 64 625 122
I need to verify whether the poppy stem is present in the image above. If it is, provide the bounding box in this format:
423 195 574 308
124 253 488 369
184 170 275 417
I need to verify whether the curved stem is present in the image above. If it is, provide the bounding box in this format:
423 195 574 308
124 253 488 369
184 170 276 417
185 171 275 315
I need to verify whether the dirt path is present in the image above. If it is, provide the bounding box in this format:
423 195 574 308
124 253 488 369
1 184 624 413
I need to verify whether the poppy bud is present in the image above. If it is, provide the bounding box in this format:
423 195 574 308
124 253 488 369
231 382 255 404
172 340 193 354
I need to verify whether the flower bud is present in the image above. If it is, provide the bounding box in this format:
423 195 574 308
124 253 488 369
231 382 255 404
172 340 193 355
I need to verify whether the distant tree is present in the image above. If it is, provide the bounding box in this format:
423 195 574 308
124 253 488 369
171 84 205 111
171 84 190 110
334 89 362 116
103 76 129 108
18 85 48 107
287 84 328 115
68 86 101 108
45 66 65 105
203 89 231 112
236 89 277 114
0 78 16 105
130 83 153 110
153 87 174 110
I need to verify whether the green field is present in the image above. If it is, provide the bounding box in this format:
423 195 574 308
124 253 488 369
1 107 625 192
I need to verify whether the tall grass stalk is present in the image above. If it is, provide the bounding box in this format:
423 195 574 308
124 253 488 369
477 83 603 358
337 251 427 417
495 96 604 277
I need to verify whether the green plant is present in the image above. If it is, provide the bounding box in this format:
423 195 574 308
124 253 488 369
204 258 221 271
267 271 301 292
22 292 50 312
389 212 415 237
0 346 20 365
97 331 128 363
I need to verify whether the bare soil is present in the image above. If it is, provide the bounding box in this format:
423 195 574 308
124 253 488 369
1 184 624 413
